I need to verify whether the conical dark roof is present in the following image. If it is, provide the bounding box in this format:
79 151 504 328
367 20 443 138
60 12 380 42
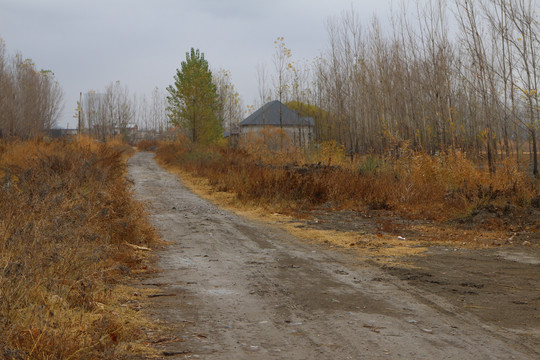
240 100 314 127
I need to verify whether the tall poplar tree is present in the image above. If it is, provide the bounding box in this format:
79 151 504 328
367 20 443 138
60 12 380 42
167 48 222 144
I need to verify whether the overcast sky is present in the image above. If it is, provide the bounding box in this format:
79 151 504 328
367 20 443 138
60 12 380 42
1 0 394 128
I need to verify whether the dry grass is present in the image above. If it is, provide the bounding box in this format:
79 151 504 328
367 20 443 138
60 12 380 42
155 140 538 221
0 136 159 359
135 139 160 152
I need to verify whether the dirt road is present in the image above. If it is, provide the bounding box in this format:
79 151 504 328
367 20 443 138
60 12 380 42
128 152 539 359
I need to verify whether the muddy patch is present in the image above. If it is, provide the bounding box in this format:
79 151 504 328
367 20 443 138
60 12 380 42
381 247 540 331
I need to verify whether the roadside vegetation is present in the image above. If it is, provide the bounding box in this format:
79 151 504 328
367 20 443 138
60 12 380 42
154 2 539 230
155 137 539 231
0 137 158 359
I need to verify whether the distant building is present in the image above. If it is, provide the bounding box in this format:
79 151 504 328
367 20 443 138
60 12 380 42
114 123 138 135
239 100 314 147
49 128 78 138
224 127 240 147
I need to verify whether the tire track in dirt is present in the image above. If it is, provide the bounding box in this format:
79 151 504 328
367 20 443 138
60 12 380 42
128 152 538 359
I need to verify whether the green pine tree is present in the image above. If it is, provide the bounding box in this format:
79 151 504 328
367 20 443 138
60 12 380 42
167 48 222 145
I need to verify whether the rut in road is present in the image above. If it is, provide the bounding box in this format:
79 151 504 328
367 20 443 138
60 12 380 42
128 152 538 360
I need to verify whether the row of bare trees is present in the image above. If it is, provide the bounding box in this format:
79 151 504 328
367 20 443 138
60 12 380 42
454 0 539 174
256 0 539 175
135 87 169 134
213 68 244 134
0 39 63 138
80 71 242 141
80 82 170 140
80 81 133 141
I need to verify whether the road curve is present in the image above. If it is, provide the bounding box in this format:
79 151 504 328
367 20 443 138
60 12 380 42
128 151 538 360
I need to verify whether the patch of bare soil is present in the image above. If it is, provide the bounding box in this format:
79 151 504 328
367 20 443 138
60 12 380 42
128 152 539 359
294 206 540 247
282 208 540 353
382 247 540 331
455 201 540 238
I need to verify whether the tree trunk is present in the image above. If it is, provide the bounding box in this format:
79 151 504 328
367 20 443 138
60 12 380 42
532 128 538 176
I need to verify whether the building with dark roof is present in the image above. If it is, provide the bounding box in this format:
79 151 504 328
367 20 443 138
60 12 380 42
239 100 314 147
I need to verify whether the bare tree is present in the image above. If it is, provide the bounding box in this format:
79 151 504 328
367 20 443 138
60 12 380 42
150 87 168 133
136 93 150 131
82 91 106 139
0 39 63 139
103 81 133 132
214 69 244 134
273 37 293 149
82 81 133 141
256 62 271 108
500 0 539 175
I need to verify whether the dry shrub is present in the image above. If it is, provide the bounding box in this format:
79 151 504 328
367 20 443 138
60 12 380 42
106 135 135 157
154 140 538 221
393 150 537 218
154 134 192 165
155 141 391 211
136 139 159 151
0 137 157 359
488 157 533 206
393 151 482 215
307 140 347 167
240 128 305 165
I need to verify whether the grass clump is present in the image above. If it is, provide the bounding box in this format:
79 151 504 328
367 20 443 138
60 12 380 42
0 137 158 359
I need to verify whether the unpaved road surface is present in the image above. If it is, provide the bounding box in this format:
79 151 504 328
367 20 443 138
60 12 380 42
128 152 539 359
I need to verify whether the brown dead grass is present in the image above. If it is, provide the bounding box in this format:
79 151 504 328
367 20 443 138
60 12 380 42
155 140 538 221
154 139 539 262
135 139 160 152
0 136 160 359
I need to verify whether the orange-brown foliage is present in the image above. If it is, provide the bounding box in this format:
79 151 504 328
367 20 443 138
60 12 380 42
155 141 538 220
136 139 159 151
0 137 157 359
